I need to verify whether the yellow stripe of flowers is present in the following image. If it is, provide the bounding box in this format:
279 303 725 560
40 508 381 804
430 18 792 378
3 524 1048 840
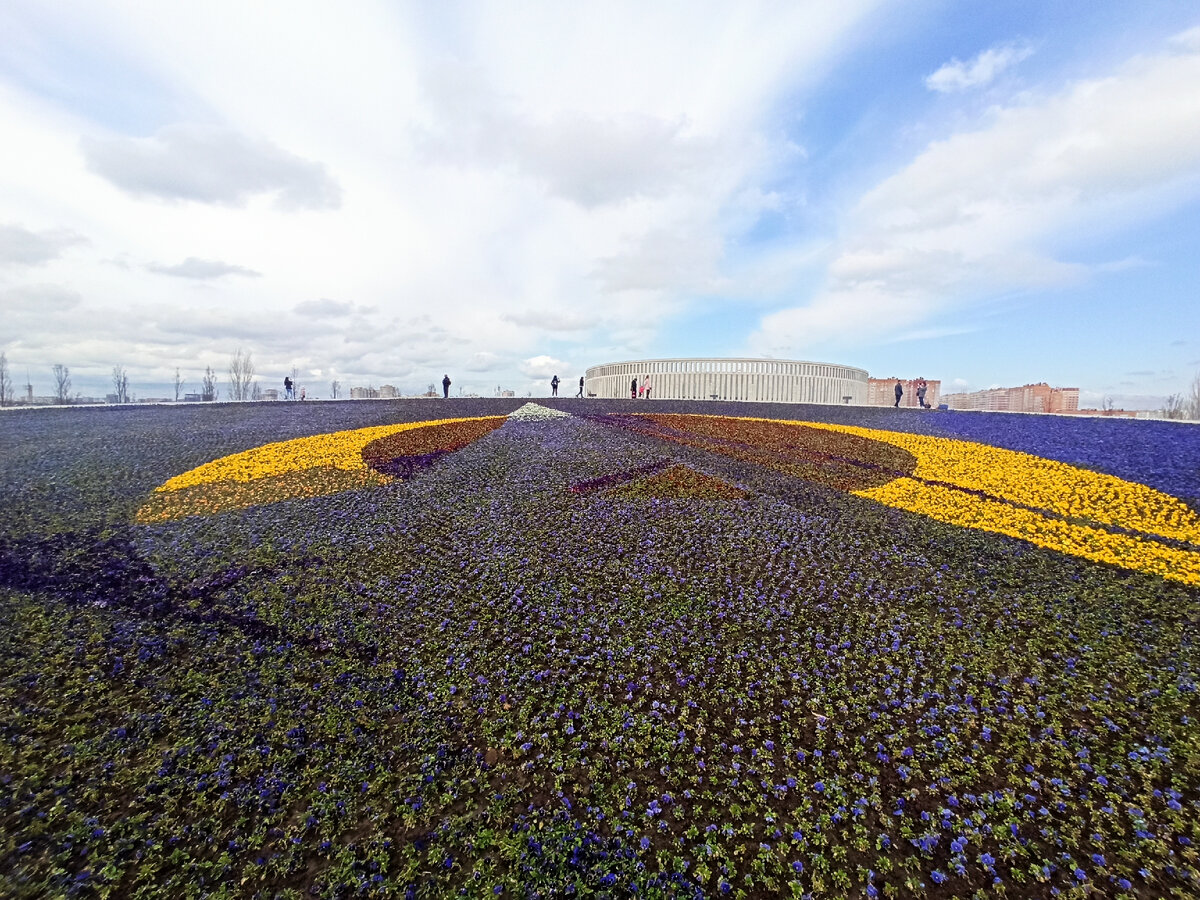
788 420 1200 547
661 415 1200 584
860 477 1200 586
155 417 505 493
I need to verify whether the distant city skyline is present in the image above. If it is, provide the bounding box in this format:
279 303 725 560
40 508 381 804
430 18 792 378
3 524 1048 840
3 2 1200 408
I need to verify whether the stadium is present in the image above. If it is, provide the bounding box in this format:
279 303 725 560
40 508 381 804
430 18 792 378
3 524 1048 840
584 358 869 404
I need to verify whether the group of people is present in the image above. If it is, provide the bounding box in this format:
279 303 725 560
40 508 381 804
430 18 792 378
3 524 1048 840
893 378 930 409
548 376 587 397
631 376 651 399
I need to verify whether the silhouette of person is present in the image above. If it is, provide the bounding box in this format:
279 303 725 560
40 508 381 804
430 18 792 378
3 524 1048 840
894 381 903 408
631 377 638 399
577 376 584 398
442 374 451 399
284 376 293 400
551 375 560 397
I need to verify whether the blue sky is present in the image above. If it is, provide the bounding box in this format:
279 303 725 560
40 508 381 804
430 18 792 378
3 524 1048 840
1 1 1198 406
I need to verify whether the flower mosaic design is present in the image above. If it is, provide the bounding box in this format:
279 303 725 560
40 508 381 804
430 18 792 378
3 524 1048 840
136 416 505 522
604 464 746 501
2 400 1199 899
618 414 1200 585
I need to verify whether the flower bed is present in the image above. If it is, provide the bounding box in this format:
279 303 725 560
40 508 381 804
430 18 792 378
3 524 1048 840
1 400 1199 898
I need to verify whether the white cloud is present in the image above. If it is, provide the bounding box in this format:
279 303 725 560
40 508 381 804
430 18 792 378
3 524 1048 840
0 0 886 395
593 228 729 293
146 257 260 278
464 351 506 372
925 41 1034 93
753 29 1200 355
293 298 373 318
520 355 570 378
501 310 591 332
415 68 710 209
1171 26 1200 51
0 223 86 266
80 124 342 209
2 283 82 311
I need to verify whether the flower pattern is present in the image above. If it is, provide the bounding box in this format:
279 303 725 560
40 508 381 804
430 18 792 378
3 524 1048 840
1 400 1197 899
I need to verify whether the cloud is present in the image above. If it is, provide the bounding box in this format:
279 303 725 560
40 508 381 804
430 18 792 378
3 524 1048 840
81 124 342 209
1172 26 1200 51
0 223 86 267
464 351 506 372
520 355 570 377
146 257 260 279
593 229 728 293
501 310 591 331
752 29 1200 354
416 65 712 209
1 283 83 312
293 298 365 318
0 0 888 396
925 41 1034 93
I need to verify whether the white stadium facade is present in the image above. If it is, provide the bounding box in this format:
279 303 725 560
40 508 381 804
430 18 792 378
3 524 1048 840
584 358 869 405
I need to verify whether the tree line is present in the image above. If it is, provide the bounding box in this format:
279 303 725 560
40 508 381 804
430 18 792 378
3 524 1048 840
0 349 317 405
1161 372 1200 420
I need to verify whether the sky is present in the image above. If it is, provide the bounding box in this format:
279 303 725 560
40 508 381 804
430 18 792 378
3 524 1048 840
2 1 1199 407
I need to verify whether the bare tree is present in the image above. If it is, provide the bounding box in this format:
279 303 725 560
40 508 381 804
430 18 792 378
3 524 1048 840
1162 393 1186 420
0 351 11 406
228 348 255 401
52 364 71 404
1188 371 1200 421
1101 395 1114 412
111 365 129 404
330 379 341 400
173 367 184 402
251 381 262 402
201 366 218 402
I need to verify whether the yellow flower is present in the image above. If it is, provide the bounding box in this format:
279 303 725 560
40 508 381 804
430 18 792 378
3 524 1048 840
137 416 505 523
643 415 1200 585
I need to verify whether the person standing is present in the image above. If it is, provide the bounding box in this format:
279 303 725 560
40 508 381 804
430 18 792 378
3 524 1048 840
284 376 293 400
442 374 451 399
577 376 584 398
631 377 638 399
916 379 928 409
643 377 652 400
894 380 903 408
551 375 560 397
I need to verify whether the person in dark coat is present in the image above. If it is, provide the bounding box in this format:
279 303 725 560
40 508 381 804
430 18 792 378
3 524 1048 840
551 375 560 396
894 381 903 408
577 376 584 398
916 379 928 409
631 377 638 399
442 374 451 399
284 376 293 400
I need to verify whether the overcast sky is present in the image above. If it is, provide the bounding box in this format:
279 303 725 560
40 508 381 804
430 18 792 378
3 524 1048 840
2 1 1199 405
